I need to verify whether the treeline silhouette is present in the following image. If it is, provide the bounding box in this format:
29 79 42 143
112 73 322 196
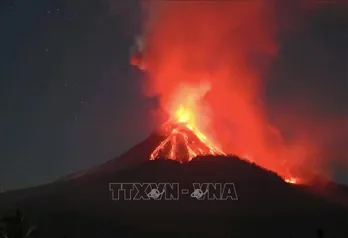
0 210 37 238
0 210 333 238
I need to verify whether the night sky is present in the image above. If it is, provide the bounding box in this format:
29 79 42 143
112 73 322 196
0 0 347 190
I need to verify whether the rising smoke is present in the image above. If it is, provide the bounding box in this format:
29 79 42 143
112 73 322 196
132 0 347 183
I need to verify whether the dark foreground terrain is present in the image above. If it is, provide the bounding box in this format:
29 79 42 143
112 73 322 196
1 155 348 238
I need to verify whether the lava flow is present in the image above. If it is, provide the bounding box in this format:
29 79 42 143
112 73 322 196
150 106 225 162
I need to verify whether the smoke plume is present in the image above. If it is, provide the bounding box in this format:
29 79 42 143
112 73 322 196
134 0 347 183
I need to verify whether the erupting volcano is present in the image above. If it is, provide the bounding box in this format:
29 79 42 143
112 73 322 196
144 78 226 163
150 108 225 162
128 1 320 185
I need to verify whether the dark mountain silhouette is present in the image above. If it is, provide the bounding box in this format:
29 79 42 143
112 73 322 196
0 129 348 238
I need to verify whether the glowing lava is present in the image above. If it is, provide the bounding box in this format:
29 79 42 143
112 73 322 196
285 177 299 184
150 106 225 162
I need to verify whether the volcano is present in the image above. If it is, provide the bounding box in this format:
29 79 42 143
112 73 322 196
61 121 226 180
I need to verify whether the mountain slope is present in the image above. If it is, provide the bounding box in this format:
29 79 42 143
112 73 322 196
0 156 347 237
63 120 225 180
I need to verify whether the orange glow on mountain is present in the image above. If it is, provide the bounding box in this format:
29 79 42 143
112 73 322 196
150 87 225 162
176 105 193 124
285 177 299 184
